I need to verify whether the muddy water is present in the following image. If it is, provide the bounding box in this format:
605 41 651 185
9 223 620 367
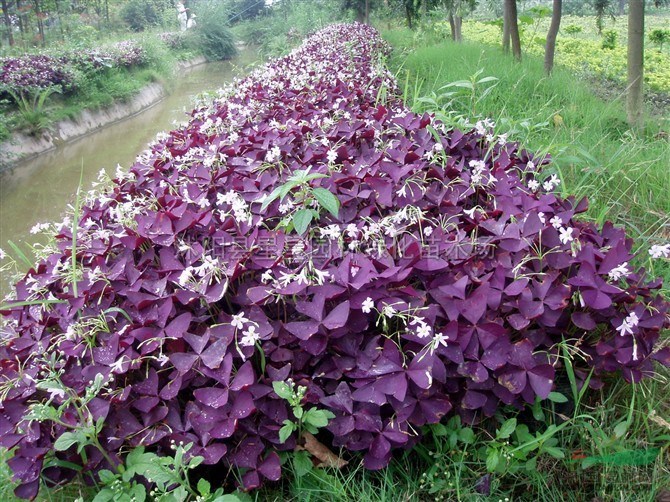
0 50 257 297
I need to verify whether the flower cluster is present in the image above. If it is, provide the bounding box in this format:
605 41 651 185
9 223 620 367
0 54 74 92
0 23 668 499
0 41 147 94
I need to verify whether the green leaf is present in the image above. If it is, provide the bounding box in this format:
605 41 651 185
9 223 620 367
272 381 293 400
548 391 569 403
293 209 313 235
303 408 335 428
430 423 448 437
170 486 188 501
293 406 304 419
279 422 295 444
486 449 500 472
54 432 79 452
7 240 34 269
613 421 628 439
131 483 147 502
497 418 517 439
92 488 116 502
293 450 313 477
543 446 566 459
197 478 211 497
525 456 537 471
448 432 458 449
260 186 283 212
458 427 475 444
212 495 245 502
312 187 340 217
97 469 118 485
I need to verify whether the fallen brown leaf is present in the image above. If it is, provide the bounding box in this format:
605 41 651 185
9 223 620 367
298 432 348 469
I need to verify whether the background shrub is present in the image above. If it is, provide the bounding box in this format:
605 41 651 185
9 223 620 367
192 4 237 61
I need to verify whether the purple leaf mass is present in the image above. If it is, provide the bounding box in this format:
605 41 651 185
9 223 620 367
0 23 668 498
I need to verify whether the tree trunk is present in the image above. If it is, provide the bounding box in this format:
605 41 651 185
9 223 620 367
504 0 521 60
1 0 15 46
33 0 45 46
384 0 390 29
406 5 413 29
365 0 369 24
626 0 644 128
618 0 626 15
544 0 562 74
502 0 511 53
449 13 462 42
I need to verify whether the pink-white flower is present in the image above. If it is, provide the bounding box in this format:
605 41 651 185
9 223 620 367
240 326 260 347
559 226 574 244
361 297 374 313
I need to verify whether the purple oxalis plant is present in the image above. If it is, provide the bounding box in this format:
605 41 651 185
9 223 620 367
0 23 668 499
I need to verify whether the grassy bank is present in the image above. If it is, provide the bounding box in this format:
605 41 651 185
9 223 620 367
0 28 234 143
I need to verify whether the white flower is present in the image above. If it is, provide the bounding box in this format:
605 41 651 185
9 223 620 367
30 222 50 235
527 160 536 170
550 216 563 229
240 326 260 347
178 267 193 287
327 149 338 164
47 387 66 401
350 265 360 276
430 332 449 353
543 180 555 191
362 297 374 313
649 244 670 259
320 225 341 240
265 145 281 163
424 226 433 237
0 248 6 260
608 263 630 281
312 268 330 285
345 223 359 238
528 179 540 192
261 270 274 284
549 174 561 186
559 226 574 245
110 356 129 374
538 212 546 224
279 200 294 214
295 268 310 285
231 312 249 329
469 159 486 171
416 322 432 339
382 304 396 318
616 312 639 336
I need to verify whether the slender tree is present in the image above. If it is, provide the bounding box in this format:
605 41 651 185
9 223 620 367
544 0 562 73
1 0 15 46
626 0 644 127
445 0 477 42
448 11 462 41
503 0 521 60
